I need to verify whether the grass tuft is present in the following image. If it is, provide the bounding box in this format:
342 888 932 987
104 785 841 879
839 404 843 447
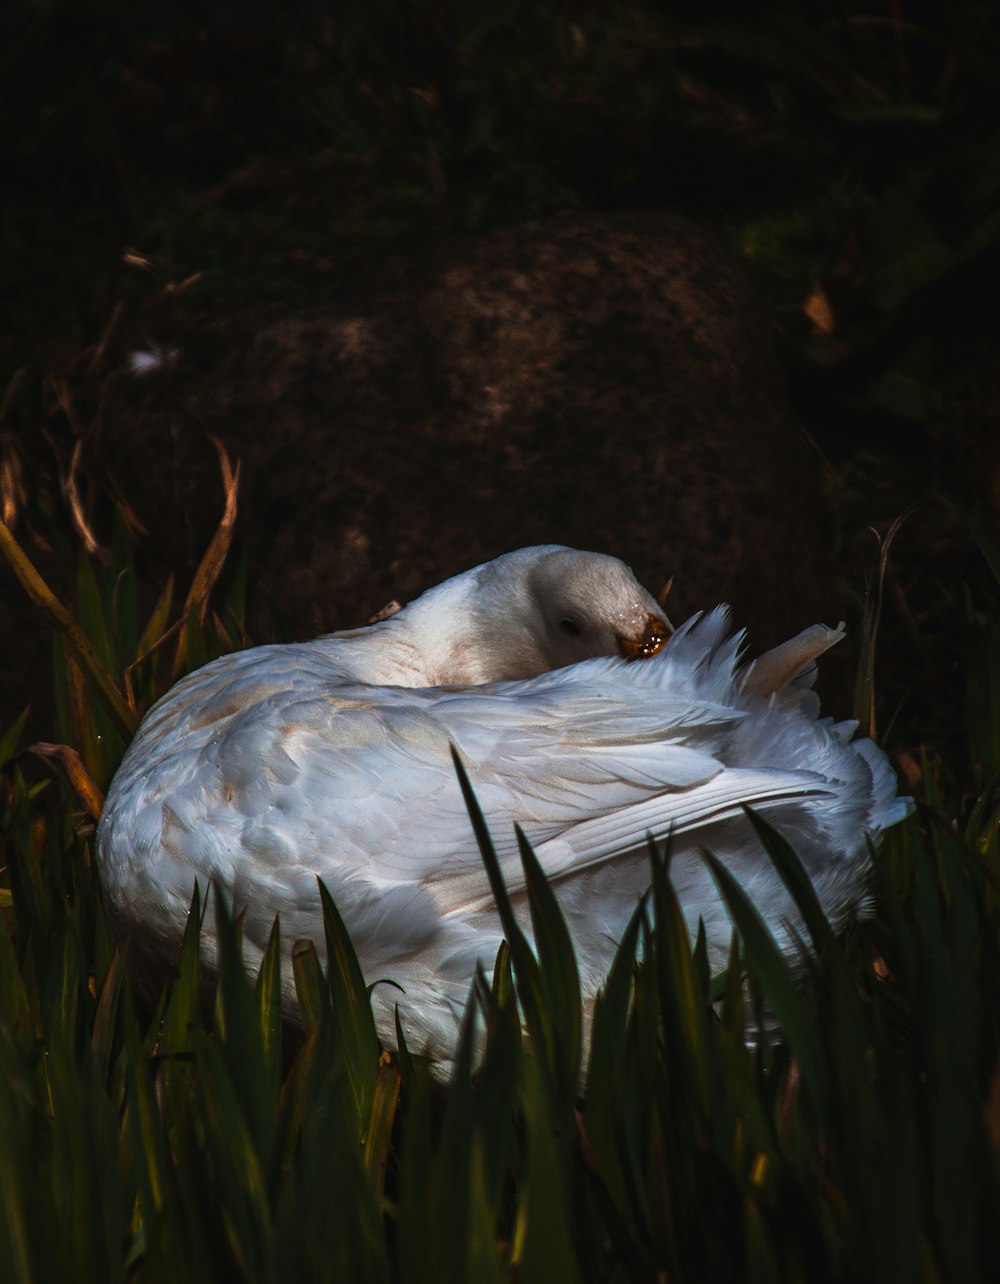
1 500 1000 1280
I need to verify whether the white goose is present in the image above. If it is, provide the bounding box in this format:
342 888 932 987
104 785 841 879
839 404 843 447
97 545 910 1071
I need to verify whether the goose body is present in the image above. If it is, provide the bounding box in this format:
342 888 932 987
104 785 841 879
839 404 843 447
97 546 910 1071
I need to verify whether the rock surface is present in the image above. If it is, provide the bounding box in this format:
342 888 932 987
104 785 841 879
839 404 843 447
4 211 829 734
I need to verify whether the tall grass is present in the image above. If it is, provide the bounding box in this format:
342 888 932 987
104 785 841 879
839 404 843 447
2 509 1000 1281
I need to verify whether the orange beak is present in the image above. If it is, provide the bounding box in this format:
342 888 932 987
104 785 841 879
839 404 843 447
617 614 671 661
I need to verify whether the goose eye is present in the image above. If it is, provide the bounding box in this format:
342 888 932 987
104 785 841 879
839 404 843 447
558 617 582 637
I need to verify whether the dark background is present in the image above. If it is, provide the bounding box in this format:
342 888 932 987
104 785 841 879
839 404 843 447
3 0 1000 771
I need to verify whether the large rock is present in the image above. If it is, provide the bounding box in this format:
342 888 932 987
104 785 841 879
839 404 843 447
5 211 829 736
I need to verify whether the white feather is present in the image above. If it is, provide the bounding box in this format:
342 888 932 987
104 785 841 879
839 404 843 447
97 545 912 1074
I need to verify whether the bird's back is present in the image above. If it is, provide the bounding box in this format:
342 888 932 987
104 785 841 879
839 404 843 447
98 606 910 1069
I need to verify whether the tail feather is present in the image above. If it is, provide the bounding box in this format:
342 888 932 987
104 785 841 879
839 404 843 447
739 623 846 700
853 738 916 831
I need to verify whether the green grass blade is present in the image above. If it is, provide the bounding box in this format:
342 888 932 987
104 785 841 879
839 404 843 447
701 849 826 1109
0 707 29 767
363 1055 401 1197
515 822 582 1092
254 914 284 1101
0 520 137 738
291 939 326 1030
450 747 546 1053
318 877 380 1128
90 944 128 1083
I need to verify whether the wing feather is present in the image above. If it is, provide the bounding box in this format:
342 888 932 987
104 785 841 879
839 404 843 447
437 767 830 914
